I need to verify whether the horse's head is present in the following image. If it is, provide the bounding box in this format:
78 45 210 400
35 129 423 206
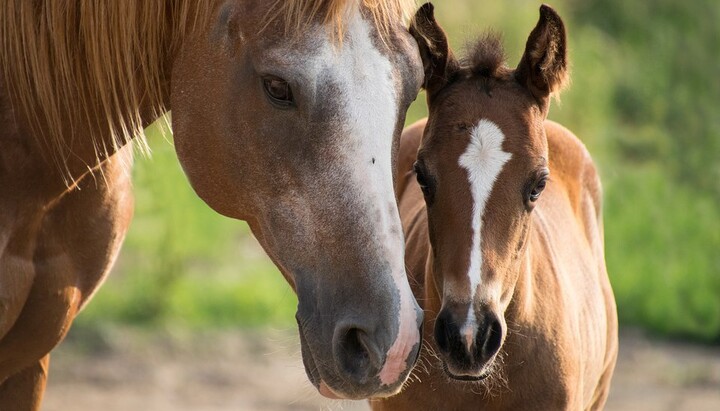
170 1 423 399
410 4 568 380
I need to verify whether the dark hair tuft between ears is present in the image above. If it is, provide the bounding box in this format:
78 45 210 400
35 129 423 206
467 32 507 79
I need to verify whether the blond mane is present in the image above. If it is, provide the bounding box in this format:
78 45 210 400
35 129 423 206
0 0 212 180
269 0 417 43
0 0 415 182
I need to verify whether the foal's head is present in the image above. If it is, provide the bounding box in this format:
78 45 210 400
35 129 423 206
410 4 568 380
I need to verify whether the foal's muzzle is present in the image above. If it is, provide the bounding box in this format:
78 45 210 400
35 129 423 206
434 305 503 379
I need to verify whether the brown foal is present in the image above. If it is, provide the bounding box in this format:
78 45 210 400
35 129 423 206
373 4 617 410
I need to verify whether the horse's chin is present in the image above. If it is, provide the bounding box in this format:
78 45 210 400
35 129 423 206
297 322 333 397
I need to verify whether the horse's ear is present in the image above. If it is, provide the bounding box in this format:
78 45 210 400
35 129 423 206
516 4 569 108
410 3 459 100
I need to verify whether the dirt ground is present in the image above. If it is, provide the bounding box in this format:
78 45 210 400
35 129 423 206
43 327 720 411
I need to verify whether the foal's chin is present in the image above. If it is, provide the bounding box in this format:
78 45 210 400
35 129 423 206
441 353 499 383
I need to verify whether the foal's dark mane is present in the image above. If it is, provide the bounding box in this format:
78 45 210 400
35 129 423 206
437 32 513 95
463 32 509 79
456 31 568 98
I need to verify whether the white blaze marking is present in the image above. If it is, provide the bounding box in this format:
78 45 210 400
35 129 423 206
336 14 419 387
457 120 512 345
268 11 418 386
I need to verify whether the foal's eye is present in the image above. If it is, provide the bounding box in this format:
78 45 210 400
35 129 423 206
262 76 294 107
413 161 435 205
414 163 428 188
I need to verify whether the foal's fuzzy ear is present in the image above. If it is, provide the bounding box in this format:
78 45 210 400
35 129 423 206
516 4 569 107
410 3 460 99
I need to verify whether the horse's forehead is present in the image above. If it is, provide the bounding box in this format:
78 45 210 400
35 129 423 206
264 14 397 82
258 13 402 139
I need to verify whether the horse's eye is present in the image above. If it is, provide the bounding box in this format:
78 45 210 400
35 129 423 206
263 76 294 107
528 176 548 203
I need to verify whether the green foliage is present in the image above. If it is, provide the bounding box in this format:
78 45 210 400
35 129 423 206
570 0 720 200
604 165 720 342
558 0 720 342
77 0 720 342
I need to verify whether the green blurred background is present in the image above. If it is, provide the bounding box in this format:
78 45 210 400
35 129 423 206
75 0 720 343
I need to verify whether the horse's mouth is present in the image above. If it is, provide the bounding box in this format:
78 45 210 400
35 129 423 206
297 322 352 400
300 342 348 399
303 354 348 399
297 322 330 395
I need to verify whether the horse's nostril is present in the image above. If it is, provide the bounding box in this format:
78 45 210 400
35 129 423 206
336 327 381 384
479 315 503 360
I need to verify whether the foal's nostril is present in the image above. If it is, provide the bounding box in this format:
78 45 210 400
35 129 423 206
478 315 503 360
336 327 382 384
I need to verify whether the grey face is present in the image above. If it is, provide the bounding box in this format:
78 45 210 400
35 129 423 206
171 3 424 399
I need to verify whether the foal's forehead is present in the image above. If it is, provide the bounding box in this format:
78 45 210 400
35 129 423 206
428 78 544 154
439 77 531 116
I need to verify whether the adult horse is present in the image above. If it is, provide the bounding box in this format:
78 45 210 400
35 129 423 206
0 1 425 408
373 4 617 410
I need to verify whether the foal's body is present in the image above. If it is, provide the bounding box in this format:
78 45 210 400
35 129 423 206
374 119 617 410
